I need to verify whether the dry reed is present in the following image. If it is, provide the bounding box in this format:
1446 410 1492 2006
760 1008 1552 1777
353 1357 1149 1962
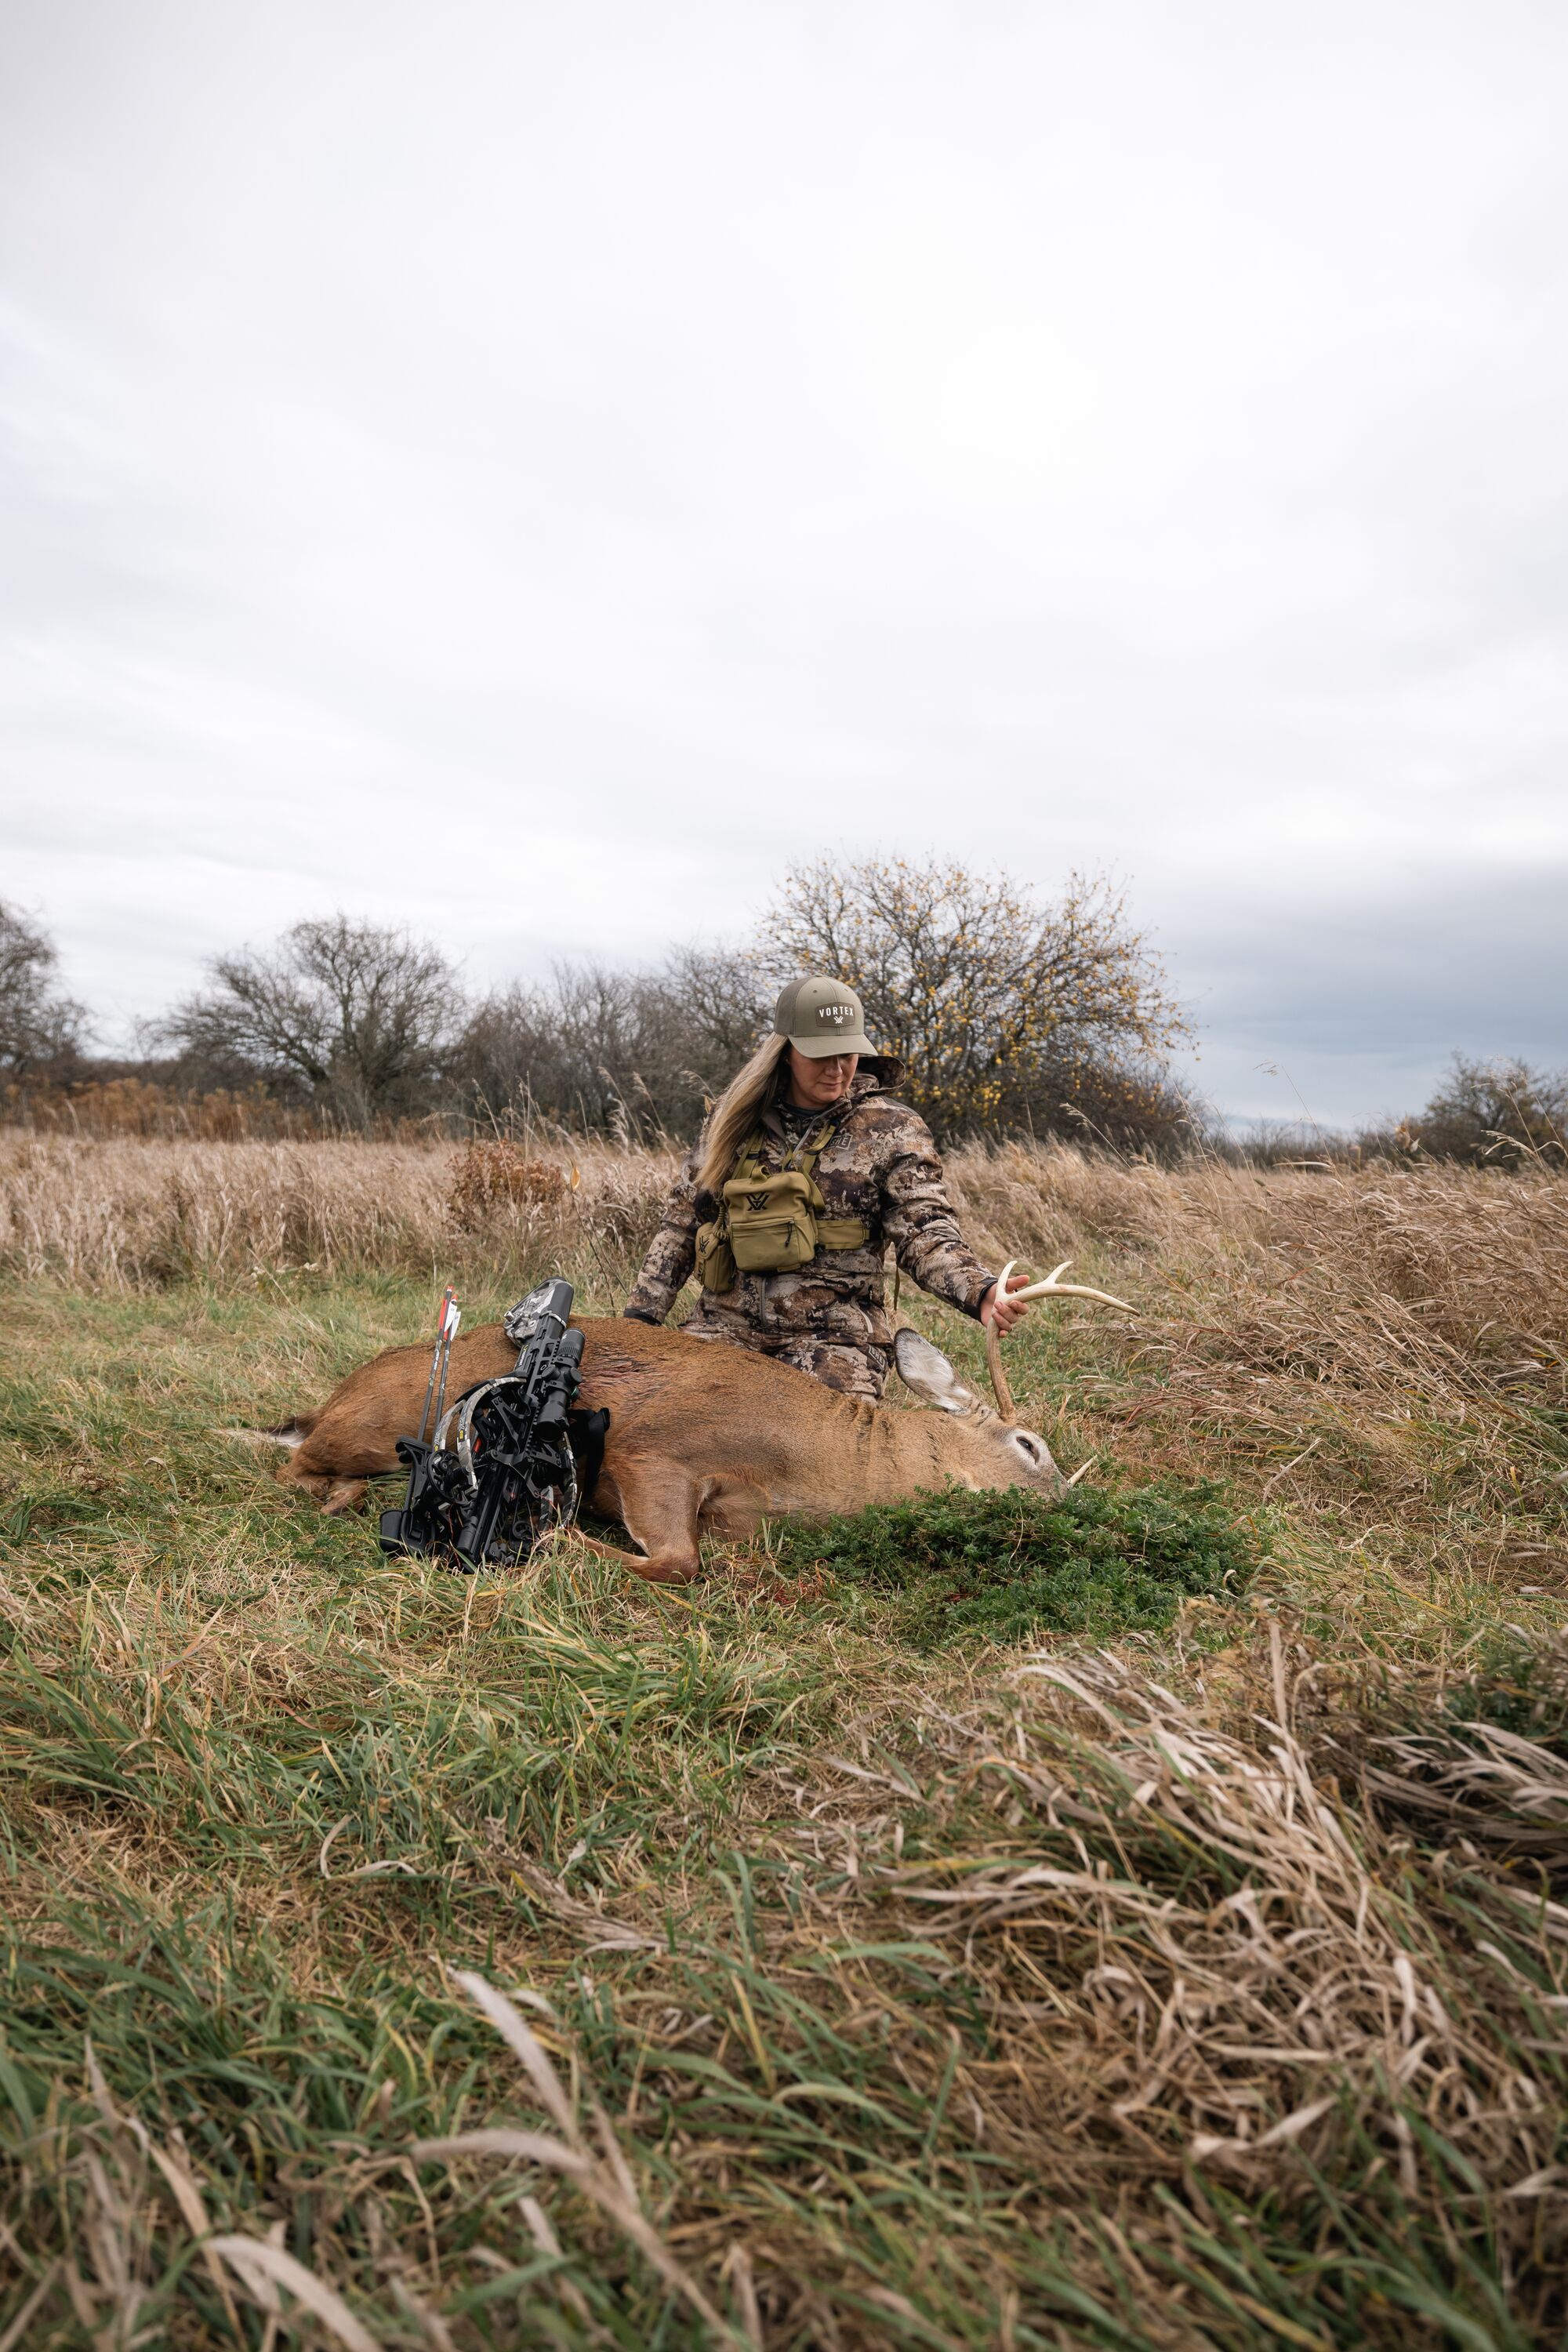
7 1133 1566 1370
0 1132 679 1287
5 1128 1564 1571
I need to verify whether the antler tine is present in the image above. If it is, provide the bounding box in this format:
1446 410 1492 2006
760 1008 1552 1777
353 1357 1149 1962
1005 1258 1135 1314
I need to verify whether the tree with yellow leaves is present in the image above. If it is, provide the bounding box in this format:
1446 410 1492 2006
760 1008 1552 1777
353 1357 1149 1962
759 856 1191 1142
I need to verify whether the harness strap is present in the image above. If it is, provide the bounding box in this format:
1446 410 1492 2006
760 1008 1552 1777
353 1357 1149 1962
721 1116 869 1251
732 1115 837 1185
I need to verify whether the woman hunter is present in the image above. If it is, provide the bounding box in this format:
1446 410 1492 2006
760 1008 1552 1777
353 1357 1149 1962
623 977 1030 1397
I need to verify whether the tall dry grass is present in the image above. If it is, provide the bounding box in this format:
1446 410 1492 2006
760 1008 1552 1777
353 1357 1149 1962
5 1133 1562 1440
936 1143 1568 1576
7 1129 1566 1345
0 1132 680 1287
950 1138 1568 1387
4 1129 1565 1566
4 1076 331 1141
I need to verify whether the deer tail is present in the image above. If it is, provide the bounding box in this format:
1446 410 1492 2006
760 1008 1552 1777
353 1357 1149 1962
219 1415 319 1450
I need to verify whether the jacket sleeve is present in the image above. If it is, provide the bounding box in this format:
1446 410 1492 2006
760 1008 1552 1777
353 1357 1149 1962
623 1152 702 1323
879 1113 996 1319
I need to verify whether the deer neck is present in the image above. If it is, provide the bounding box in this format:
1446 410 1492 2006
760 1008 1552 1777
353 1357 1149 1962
811 1392 1007 1507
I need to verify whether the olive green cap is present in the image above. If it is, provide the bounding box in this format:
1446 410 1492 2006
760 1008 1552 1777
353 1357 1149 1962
772 975 874 1058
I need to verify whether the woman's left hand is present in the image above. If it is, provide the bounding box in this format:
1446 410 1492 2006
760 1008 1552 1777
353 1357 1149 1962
980 1269 1033 1336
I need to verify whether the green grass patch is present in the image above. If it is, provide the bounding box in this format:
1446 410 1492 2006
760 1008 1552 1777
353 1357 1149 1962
769 1477 1258 1648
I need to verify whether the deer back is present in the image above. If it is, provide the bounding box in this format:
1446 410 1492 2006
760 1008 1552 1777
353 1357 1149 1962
287 1316 1061 1503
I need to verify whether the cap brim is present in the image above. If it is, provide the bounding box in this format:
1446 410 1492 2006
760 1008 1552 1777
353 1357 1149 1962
789 1029 874 1058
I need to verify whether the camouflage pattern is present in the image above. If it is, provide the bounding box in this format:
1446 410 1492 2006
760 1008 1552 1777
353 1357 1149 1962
677 1306 894 1400
623 1058 995 1399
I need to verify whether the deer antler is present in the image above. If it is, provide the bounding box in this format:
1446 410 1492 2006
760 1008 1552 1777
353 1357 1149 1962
999 1258 1135 1313
983 1317 1018 1423
983 1258 1135 1424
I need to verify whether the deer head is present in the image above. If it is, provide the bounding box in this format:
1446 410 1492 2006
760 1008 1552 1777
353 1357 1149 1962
892 1327 1065 1491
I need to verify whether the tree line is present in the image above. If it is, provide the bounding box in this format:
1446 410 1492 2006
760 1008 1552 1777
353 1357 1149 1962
3 862 1563 1163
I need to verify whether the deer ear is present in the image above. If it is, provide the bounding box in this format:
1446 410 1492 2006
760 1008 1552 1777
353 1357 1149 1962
893 1328 982 1416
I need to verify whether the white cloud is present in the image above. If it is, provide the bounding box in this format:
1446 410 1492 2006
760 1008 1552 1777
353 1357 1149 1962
2 0 1565 1114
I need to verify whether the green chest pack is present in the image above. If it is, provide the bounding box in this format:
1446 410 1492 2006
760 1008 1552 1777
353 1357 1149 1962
695 1120 870 1295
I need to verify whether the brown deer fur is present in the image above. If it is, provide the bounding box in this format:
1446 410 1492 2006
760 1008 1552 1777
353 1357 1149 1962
262 1318 1063 1584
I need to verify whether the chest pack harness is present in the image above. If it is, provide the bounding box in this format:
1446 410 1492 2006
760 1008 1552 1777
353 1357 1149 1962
694 1116 870 1294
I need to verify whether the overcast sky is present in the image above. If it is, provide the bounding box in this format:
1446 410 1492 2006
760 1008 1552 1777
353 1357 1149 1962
2 0 1565 1125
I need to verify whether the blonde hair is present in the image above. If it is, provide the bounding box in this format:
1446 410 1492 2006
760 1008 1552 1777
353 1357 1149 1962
696 1031 790 1195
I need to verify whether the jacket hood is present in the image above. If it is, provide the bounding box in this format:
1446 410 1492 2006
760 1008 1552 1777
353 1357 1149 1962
850 1054 906 1096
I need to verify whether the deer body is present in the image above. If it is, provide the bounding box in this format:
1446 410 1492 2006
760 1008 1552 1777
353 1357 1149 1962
266 1316 1064 1583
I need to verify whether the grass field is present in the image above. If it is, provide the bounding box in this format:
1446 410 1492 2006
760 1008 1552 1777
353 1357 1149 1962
2 1135 1566 2349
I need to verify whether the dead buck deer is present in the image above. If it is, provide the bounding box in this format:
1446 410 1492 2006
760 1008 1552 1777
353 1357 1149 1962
248 1264 1132 1585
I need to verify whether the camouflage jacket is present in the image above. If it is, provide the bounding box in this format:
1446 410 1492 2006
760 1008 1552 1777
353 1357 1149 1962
622 1059 996 1350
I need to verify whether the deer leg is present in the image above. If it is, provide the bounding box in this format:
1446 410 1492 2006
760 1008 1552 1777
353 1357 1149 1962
574 1461 705 1585
321 1478 370 1515
282 1465 335 1505
275 1458 371 1515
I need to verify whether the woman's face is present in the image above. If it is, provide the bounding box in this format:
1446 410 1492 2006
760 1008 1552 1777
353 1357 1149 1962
786 1045 859 1108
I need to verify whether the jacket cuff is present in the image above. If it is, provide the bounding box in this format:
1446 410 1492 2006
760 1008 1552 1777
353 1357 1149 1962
961 1271 997 1321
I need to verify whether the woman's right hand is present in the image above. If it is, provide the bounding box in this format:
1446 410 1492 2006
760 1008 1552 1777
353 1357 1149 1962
980 1268 1033 1336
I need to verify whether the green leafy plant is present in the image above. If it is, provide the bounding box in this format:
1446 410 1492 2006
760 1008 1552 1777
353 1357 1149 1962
770 1478 1257 1648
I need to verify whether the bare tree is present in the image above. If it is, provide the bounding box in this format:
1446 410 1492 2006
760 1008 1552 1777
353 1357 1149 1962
657 942 770 1082
135 864 1189 1148
758 855 1189 1139
1396 1054 1567 1166
158 915 459 1123
452 964 661 1135
0 901 88 1076
452 947 771 1138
